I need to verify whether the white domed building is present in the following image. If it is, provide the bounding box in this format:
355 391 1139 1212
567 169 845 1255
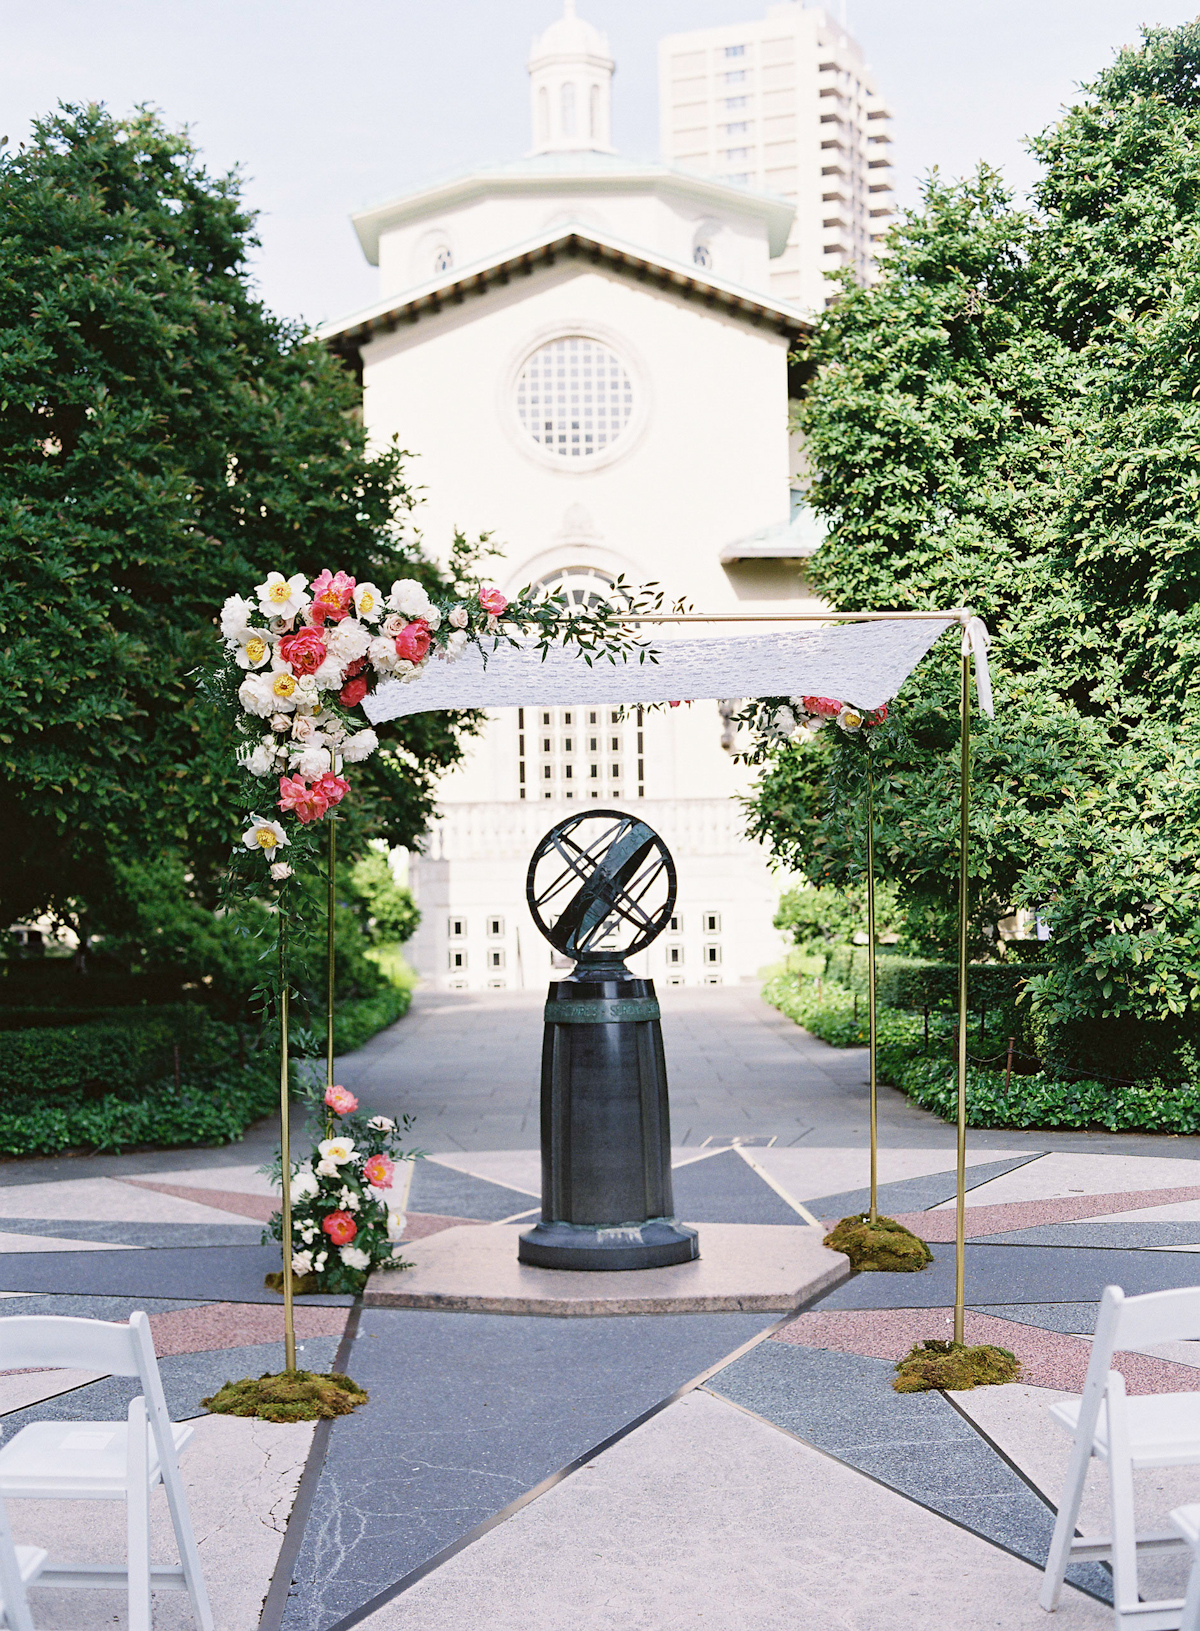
319 3 819 991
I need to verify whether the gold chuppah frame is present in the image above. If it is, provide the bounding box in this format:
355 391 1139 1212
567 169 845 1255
609 608 987 1344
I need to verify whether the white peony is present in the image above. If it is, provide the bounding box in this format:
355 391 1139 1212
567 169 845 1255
442 630 469 663
353 582 384 622
341 729 378 764
270 861 293 881
389 578 434 620
220 594 255 641
291 1251 314 1276
246 742 278 777
312 656 345 691
837 706 864 733
386 1212 407 1243
293 746 333 780
242 815 289 855
233 629 272 670
368 635 401 675
318 1136 355 1166
255 571 308 620
325 618 372 665
339 1245 371 1271
368 1115 395 1132
316 1158 340 1178
238 671 280 718
290 1167 320 1201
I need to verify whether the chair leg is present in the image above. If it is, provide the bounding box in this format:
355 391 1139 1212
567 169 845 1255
0 1500 35 1631
1182 1547 1200 1631
1105 1375 1141 1630
1039 1429 1095 1610
159 1458 213 1631
126 1397 152 1631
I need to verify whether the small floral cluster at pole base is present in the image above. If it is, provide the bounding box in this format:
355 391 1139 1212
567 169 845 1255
264 1080 417 1295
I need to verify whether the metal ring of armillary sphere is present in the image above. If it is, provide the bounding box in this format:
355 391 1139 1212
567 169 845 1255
526 810 677 964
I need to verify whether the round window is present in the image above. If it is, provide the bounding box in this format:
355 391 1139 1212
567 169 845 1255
515 336 634 460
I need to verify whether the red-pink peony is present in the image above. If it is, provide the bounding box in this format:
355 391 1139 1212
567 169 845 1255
394 619 431 662
309 569 356 626
339 675 369 708
801 695 842 719
314 772 350 807
278 774 330 825
278 626 328 676
363 1153 395 1189
324 1084 358 1115
478 586 508 616
863 704 888 727
321 1210 357 1245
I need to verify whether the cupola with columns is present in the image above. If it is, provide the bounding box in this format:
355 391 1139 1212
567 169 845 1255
527 0 615 156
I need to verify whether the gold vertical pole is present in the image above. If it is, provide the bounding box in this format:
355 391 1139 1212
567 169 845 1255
866 763 878 1224
326 813 337 1095
278 916 296 1373
954 646 971 1345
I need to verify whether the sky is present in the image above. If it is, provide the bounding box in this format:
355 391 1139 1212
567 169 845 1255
4 1 1196 326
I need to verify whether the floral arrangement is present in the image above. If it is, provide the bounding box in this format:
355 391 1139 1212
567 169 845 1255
265 1079 416 1295
742 693 889 755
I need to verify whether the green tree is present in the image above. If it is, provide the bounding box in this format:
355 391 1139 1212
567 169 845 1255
347 849 420 946
747 22 1200 1078
0 103 478 952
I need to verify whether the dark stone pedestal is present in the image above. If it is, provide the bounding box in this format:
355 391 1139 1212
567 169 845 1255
518 967 699 1272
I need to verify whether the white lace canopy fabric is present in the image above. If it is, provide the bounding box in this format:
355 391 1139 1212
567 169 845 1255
363 618 980 724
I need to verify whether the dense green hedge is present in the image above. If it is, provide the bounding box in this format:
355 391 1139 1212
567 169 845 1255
331 984 412 1054
822 948 1039 1013
762 973 1200 1134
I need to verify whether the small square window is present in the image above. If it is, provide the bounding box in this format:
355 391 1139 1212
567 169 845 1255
488 916 504 937
564 712 572 724
448 978 468 990
667 945 684 966
544 764 552 779
564 737 573 752
611 737 619 751
449 949 467 970
669 914 682 934
704 944 721 965
542 712 551 725
487 978 506 989
703 974 723 985
448 917 467 938
589 711 598 724
666 974 685 987
704 912 721 934
488 947 505 970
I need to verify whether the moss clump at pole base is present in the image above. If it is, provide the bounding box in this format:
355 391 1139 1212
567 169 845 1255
893 1340 1021 1393
823 1213 934 1272
202 1370 368 1423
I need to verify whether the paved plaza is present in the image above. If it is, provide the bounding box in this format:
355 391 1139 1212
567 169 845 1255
0 986 1199 1628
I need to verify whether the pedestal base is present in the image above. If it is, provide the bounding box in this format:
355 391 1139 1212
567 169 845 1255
518 1217 699 1272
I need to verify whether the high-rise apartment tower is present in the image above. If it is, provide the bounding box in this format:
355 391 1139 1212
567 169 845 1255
659 2 893 313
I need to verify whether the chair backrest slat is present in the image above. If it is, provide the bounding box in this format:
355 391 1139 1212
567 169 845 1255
0 1315 141 1376
1112 1285 1200 1349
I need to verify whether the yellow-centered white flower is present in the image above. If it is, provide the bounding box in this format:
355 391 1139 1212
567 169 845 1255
255 571 308 619
242 815 290 854
317 1136 355 1166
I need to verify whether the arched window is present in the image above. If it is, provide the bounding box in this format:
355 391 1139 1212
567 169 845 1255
589 84 600 140
515 335 634 460
538 86 550 145
433 245 453 274
561 81 577 138
531 565 617 610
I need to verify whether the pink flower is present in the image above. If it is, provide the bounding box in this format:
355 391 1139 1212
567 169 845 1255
324 1084 359 1115
278 774 330 824
801 696 842 719
363 1153 395 1189
669 701 681 708
863 704 888 728
478 587 508 616
314 771 350 807
310 569 356 626
394 620 431 662
321 1210 357 1245
339 675 369 708
278 625 328 676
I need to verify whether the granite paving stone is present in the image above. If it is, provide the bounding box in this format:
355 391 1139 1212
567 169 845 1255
973 1302 1101 1334
704 1338 1111 1599
977 1221 1200 1249
0 1244 353 1305
279 1307 779 1631
668 1147 805 1224
807 1154 1044 1221
0 1218 266 1248
814 1240 1200 1309
406 1160 538 1221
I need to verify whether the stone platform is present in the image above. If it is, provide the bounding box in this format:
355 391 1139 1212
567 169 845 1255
363 1222 850 1316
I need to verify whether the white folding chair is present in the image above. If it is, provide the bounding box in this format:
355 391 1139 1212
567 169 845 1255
0 1496 44 1631
1040 1284 1200 1629
1170 1506 1200 1631
0 1312 212 1631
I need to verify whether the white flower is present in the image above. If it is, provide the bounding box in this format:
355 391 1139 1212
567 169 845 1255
389 578 434 620
318 1136 355 1166
292 746 333 780
313 1251 328 1272
255 571 308 619
270 712 292 733
368 635 401 675
299 1225 317 1244
354 582 384 622
290 714 320 744
220 594 255 641
290 1167 319 1201
442 630 469 663
339 1245 371 1271
238 671 283 718
386 1211 407 1243
233 628 272 670
837 706 864 733
368 1115 395 1132
312 656 345 691
242 815 289 855
292 676 321 714
245 742 278 777
325 618 372 665
291 1251 314 1276
448 604 469 630
341 729 378 764
424 606 441 632
338 1185 361 1213
270 861 294 881
316 1157 340 1178
771 707 796 738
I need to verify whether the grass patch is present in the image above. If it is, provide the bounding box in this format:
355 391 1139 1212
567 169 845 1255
202 1369 368 1423
824 1213 933 1272
893 1340 1022 1393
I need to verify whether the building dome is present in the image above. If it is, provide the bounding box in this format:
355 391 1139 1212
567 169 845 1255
527 1 615 157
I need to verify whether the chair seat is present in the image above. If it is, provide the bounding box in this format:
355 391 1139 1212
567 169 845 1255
1172 1505 1200 1548
0 1419 193 1497
1050 1391 1200 1467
